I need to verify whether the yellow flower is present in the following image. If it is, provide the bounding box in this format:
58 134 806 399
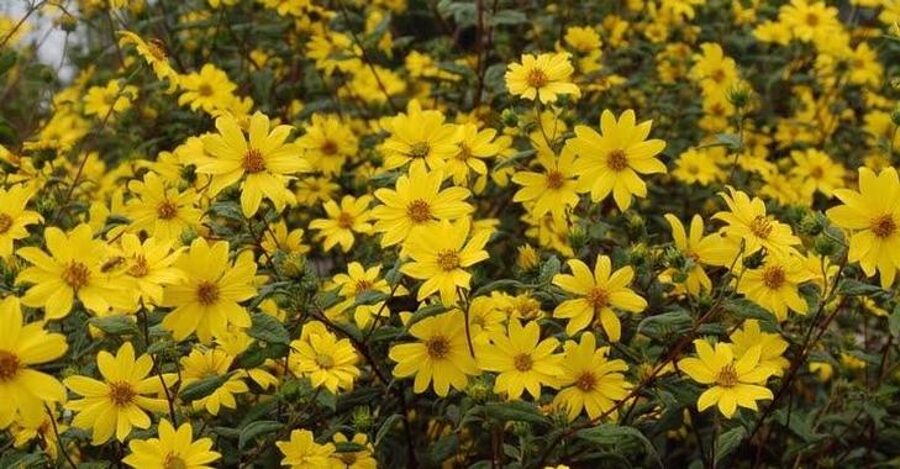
552 333 631 421
118 31 178 83
663 214 734 295
389 310 479 396
123 419 220 469
678 339 774 418
10 408 68 461
296 114 358 176
790 149 845 197
729 320 789 377
198 112 310 217
288 321 360 393
327 262 401 328
371 165 474 247
565 109 667 211
552 256 647 341
477 319 563 400
400 218 490 305
512 147 580 223
0 297 68 429
161 238 257 343
179 348 248 415
505 52 580 103
672 148 724 186
826 167 900 288
177 64 237 113
329 432 376 469
261 220 310 257
713 187 801 257
17 224 135 319
276 429 336 469
126 171 203 244
309 194 374 252
381 106 460 173
737 254 813 322
295 176 340 206
65 342 174 444
84 80 138 118
117 233 185 306
0 184 42 258
445 124 500 185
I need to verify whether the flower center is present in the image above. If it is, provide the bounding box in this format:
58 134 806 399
513 353 533 372
436 249 461 271
198 83 214 97
108 381 136 407
243 148 267 173
408 142 430 159
710 68 726 83
546 171 565 189
196 281 220 306
749 216 773 239
128 255 150 277
810 166 824 179
354 279 373 294
0 213 13 234
163 453 187 469
456 143 472 161
575 371 597 392
62 262 91 290
337 212 354 229
606 150 629 172
871 214 897 239
320 139 338 155
526 68 548 88
762 265 786 289
406 199 433 223
315 353 335 370
715 364 739 387
156 200 179 220
147 39 168 61
586 287 610 310
0 350 20 381
426 336 450 360
805 13 819 27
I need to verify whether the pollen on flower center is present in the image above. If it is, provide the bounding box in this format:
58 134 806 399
108 381 136 406
354 279 373 293
805 13 819 26
337 212 355 229
128 255 150 277
750 216 773 239
526 68 549 88
147 39 167 61
871 214 896 238
606 150 629 171
163 453 187 469
62 262 91 290
513 353 533 372
575 371 597 391
196 281 220 306
810 166 824 179
315 353 335 370
456 143 472 161
198 83 214 97
320 139 338 155
408 142 431 159
243 148 267 173
406 199 433 223
715 364 739 387
710 68 726 83
546 171 566 189
0 213 13 234
0 350 20 381
436 249 461 271
156 200 179 220
586 287 610 309
762 265 786 289
425 336 450 359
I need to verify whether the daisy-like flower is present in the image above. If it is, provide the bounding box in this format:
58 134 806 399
177 64 237 113
0 184 42 258
678 339 774 418
552 256 648 341
161 238 257 343
117 233 185 306
288 321 360 393
17 223 135 319
83 80 138 118
179 348 248 416
329 433 376 469
371 165 474 247
826 167 900 288
505 52 580 103
552 333 631 421
729 320 789 377
737 254 813 322
309 194 374 252
713 187 801 257
123 419 220 469
511 147 580 224
789 148 845 197
0 297 68 429
381 106 460 173
261 220 310 257
327 262 401 328
444 124 500 185
477 319 563 400
296 114 358 176
389 310 479 396
564 109 667 211
126 171 203 244
118 31 178 83
64 342 175 444
401 218 491 305
276 429 336 469
198 112 310 217
662 214 734 295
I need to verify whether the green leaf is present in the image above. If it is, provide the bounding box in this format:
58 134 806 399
715 133 742 150
239 420 283 449
405 304 449 327
714 426 746 463
637 310 692 338
890 305 900 338
354 290 388 306
480 401 550 426
88 315 139 336
577 424 662 467
180 372 234 401
838 279 883 296
248 313 290 345
0 51 16 78
489 10 527 25
374 414 403 446
472 279 529 297
334 441 368 453
538 255 561 285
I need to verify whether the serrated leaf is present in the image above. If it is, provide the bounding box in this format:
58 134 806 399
179 372 234 401
577 424 662 467
248 313 290 345
480 401 549 426
715 426 746 463
89 315 140 336
239 420 283 449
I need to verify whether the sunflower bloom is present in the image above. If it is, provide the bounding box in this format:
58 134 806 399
123 419 220 469
276 429 336 469
552 333 631 421
512 147 580 223
477 319 564 400
126 171 203 244
381 105 460 172
288 321 360 394
505 52 580 103
309 194 374 252
179 348 249 416
0 184 42 258
737 254 813 322
713 187 801 258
